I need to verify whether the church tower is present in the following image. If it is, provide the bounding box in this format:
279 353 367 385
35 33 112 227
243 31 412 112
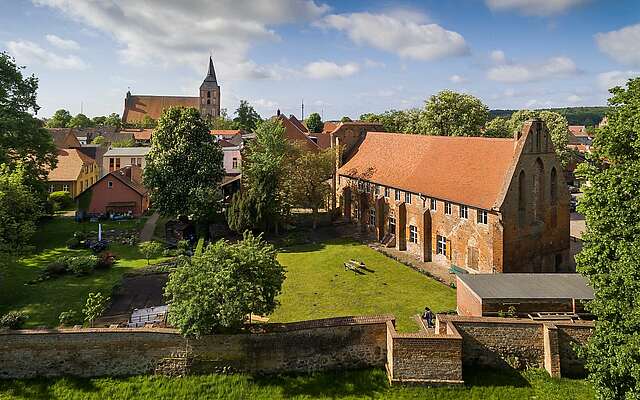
199 56 220 119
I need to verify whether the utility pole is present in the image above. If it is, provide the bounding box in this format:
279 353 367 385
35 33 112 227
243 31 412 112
301 98 304 121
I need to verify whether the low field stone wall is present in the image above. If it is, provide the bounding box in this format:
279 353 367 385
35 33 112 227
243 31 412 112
0 315 393 379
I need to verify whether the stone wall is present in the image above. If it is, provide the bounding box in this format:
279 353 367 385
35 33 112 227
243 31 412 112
0 315 392 379
557 323 592 377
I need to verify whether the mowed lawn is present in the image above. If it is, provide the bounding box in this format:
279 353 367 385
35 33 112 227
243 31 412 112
0 217 163 328
270 239 456 332
0 368 594 400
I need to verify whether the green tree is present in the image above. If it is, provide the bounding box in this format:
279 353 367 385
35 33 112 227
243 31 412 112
0 164 44 253
137 241 164 265
104 113 122 130
46 109 72 128
360 109 423 133
305 112 323 133
508 110 570 167
91 135 106 145
340 116 352 122
209 108 238 130
143 107 224 226
227 191 258 233
68 113 93 128
241 119 292 234
83 292 108 327
91 116 106 126
576 77 640 400
111 138 136 148
483 117 512 138
0 52 57 194
288 145 335 229
164 232 286 337
421 90 489 136
233 100 262 132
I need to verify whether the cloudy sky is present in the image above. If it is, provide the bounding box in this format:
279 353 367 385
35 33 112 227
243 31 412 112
1 0 639 120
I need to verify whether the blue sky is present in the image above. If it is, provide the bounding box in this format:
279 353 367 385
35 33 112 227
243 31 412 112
1 0 639 120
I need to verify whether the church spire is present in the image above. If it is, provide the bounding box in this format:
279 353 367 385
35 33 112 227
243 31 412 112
204 56 217 83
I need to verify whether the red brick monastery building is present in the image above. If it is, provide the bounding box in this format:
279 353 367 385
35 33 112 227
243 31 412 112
336 120 571 274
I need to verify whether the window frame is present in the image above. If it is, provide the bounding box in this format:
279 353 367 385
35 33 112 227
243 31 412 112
436 235 447 256
395 189 401 202
444 202 452 215
107 181 113 189
459 205 469 219
477 209 488 225
369 208 376 226
388 216 396 233
430 198 437 211
404 192 411 204
384 186 390 198
409 225 418 243
62 184 69 192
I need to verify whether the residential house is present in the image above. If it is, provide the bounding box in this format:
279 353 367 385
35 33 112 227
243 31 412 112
103 147 151 177
337 120 571 274
121 128 153 145
219 138 242 176
47 149 99 198
47 128 82 149
78 165 149 217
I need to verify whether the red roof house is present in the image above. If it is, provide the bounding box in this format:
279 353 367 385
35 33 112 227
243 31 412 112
78 165 149 217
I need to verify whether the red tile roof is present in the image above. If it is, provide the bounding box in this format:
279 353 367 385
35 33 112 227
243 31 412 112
338 132 518 210
48 149 95 182
211 130 241 136
277 115 319 151
568 125 589 136
123 95 199 123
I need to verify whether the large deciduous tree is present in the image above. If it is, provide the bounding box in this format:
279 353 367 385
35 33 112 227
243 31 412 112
421 90 490 136
143 107 224 226
305 112 323 133
508 109 570 167
104 113 122 130
233 100 262 132
0 52 56 195
576 77 640 400
165 232 286 337
483 117 512 138
45 109 72 128
288 145 335 230
69 113 93 128
209 108 238 130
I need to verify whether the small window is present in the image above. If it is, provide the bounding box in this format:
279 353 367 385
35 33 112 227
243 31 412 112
131 157 136 165
409 225 418 243
436 235 447 255
374 184 380 195
232 157 238 169
405 192 411 204
459 205 468 219
430 198 437 211
207 99 211 105
207 91 211 98
369 208 376 226
477 210 488 224
63 184 69 192
49 185 54 193
115 158 121 169
107 181 113 188
395 189 401 202
384 187 390 198
354 203 360 220
388 216 396 233
445 202 452 215
358 180 364 191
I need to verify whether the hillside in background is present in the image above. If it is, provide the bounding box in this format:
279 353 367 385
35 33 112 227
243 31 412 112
490 107 609 126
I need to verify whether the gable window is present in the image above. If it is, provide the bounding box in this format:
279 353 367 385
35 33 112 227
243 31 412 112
405 192 411 204
232 157 238 169
395 189 401 202
459 205 468 219
477 210 488 224
409 225 418 243
384 187 390 198
430 198 437 211
388 216 396 233
369 208 376 226
445 202 452 215
436 235 447 256
107 181 113 189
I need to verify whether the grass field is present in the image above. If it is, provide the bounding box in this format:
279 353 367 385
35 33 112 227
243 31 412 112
0 217 162 328
270 239 456 332
0 368 594 400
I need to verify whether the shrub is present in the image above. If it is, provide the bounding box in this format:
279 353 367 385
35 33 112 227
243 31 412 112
66 236 81 249
138 241 165 265
83 292 109 327
194 238 204 256
68 255 98 276
58 310 79 327
48 191 73 210
0 311 27 330
45 257 69 276
95 252 115 269
176 240 191 256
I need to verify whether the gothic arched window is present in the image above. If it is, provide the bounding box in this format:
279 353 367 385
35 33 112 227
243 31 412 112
550 167 558 205
518 170 526 226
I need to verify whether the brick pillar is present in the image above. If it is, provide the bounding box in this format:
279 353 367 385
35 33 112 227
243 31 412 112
396 203 406 251
543 323 561 378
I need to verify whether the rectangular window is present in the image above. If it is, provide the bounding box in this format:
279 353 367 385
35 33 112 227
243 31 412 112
354 203 360 220
384 187 390 198
437 235 447 256
395 189 401 202
63 184 69 192
358 180 364 191
107 181 113 188
374 184 380 195
369 208 376 226
232 157 238 169
477 210 488 224
445 202 452 215
430 198 437 211
49 185 54 193
388 216 396 233
115 158 120 169
459 205 468 219
405 192 411 204
109 158 115 172
131 157 136 165
409 225 418 243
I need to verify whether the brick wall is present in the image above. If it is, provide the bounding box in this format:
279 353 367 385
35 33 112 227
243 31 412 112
557 323 592 377
0 316 393 379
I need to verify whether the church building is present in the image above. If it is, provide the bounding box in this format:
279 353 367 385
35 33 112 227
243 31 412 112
122 57 220 124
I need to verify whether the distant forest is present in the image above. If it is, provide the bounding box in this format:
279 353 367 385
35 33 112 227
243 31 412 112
490 107 609 126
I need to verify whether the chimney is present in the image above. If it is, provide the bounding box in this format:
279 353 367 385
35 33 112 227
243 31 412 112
277 109 281 116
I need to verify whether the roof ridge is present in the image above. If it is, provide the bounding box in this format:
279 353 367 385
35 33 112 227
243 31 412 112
367 131 515 141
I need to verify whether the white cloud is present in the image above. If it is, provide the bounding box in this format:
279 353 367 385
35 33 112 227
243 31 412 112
595 24 640 67
490 49 506 64
45 34 79 50
487 54 578 83
567 94 582 103
6 40 88 70
364 59 385 68
319 11 468 61
485 0 588 16
597 70 640 90
304 61 359 79
32 0 328 80
449 74 466 84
